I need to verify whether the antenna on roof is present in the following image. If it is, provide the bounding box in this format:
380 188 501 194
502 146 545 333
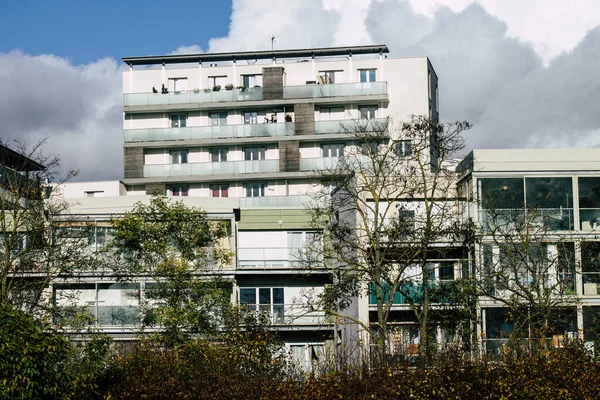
271 35 276 51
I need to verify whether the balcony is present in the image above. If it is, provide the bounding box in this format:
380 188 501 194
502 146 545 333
283 81 388 99
239 195 312 208
123 87 263 107
314 118 388 135
241 304 329 325
238 247 305 268
125 122 295 142
299 157 339 171
143 160 279 178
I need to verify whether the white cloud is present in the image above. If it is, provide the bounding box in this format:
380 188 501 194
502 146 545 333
0 51 124 181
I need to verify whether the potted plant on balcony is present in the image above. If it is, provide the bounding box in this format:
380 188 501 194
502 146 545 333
285 114 293 123
236 86 246 92
225 83 234 90
204 87 212 92
161 84 168 94
213 85 221 92
152 87 158 93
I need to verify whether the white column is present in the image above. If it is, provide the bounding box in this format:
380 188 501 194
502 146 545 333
348 54 353 83
311 55 316 80
162 62 166 88
232 59 237 86
198 62 203 90
128 64 133 93
379 51 384 82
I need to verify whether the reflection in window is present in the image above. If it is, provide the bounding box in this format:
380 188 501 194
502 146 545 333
525 177 573 230
579 177 600 231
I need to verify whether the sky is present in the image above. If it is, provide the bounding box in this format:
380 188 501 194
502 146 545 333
0 0 599 181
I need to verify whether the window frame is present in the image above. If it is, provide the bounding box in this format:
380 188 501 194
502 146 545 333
170 149 188 164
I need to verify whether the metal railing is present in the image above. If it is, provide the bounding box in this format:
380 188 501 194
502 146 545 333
241 303 329 325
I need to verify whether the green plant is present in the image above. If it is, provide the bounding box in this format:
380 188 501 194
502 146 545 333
285 114 293 122
236 85 246 91
213 85 221 91
161 84 168 94
225 83 234 90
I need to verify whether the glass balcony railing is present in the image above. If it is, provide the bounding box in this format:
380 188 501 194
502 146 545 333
237 246 319 268
580 209 600 231
123 87 263 107
314 118 388 135
241 304 329 325
479 208 574 231
239 195 312 208
144 159 279 178
283 81 387 99
299 157 340 171
125 122 295 142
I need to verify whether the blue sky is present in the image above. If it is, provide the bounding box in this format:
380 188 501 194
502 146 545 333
0 0 232 64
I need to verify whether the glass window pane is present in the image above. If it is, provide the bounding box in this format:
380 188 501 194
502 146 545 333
272 288 284 304
479 178 524 209
369 69 376 82
240 288 256 304
579 177 600 230
525 177 572 209
259 288 271 304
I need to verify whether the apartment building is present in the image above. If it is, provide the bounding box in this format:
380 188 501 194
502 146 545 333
457 149 600 352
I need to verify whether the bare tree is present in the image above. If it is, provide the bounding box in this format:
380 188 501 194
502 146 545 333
304 115 472 364
0 139 97 318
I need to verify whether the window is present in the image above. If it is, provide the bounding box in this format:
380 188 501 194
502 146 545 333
318 70 342 84
359 69 377 83
361 140 380 155
171 186 189 197
245 182 266 197
170 150 188 164
322 143 344 158
395 140 412 157
210 148 228 162
319 106 345 121
244 111 265 125
579 177 600 230
244 146 266 161
169 78 187 92
359 105 377 120
85 191 104 198
170 114 187 128
210 184 229 198
207 76 227 88
239 287 284 323
209 112 227 126
242 74 262 88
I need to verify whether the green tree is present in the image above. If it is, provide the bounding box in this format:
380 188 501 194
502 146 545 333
109 195 234 346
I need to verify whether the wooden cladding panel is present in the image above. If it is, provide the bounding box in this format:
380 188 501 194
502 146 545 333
262 67 284 100
279 140 299 172
123 147 143 179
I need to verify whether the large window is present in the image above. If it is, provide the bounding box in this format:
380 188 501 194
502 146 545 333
582 242 600 295
170 150 188 164
54 283 140 326
169 78 187 92
318 70 342 84
244 111 266 125
210 112 227 126
395 140 412 157
359 69 377 83
210 148 228 162
208 76 227 88
319 106 345 121
359 105 377 120
171 186 188 197
245 182 266 197
170 114 187 128
579 177 600 230
244 146 266 161
322 143 344 158
242 74 262 88
210 184 229 198
525 177 573 230
239 287 284 323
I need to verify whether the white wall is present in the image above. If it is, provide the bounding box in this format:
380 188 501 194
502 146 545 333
57 181 126 199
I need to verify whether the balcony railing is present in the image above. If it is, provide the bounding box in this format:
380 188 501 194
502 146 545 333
314 118 388 135
479 208 574 232
241 304 329 325
123 87 263 107
239 195 312 208
299 157 339 171
125 122 294 142
237 247 309 268
283 82 388 99
143 159 279 178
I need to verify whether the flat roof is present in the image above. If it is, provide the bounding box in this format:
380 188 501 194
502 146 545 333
0 143 46 171
122 44 389 66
